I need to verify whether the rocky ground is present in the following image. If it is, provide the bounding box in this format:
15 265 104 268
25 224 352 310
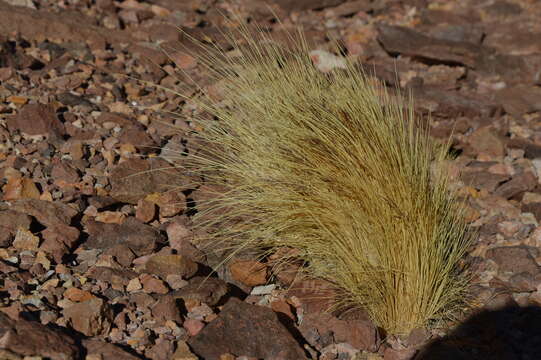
1 0 541 359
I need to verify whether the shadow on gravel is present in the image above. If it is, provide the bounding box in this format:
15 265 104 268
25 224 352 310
414 305 541 360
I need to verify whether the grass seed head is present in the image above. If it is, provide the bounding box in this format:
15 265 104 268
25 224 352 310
173 20 473 335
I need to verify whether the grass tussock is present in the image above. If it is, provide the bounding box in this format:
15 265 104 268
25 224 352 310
172 22 473 335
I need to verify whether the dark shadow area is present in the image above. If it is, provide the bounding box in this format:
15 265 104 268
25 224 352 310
415 305 541 360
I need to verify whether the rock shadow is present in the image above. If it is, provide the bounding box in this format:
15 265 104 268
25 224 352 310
415 305 541 360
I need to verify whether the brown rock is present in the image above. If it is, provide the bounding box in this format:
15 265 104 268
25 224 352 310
118 124 156 153
287 278 337 314
508 272 539 292
495 85 541 117
136 199 156 223
461 171 509 192
508 138 541 159
377 24 480 68
86 266 138 287
170 52 198 70
63 297 113 336
384 347 417 360
83 339 140 360
467 126 506 158
0 210 31 247
7 103 65 137
147 23 182 42
170 277 228 306
410 82 498 119
486 246 540 275
84 217 162 256
151 295 182 323
273 0 345 11
10 199 80 261
96 112 134 127
166 219 205 262
2 177 41 201
229 260 267 287
141 274 170 294
189 298 307 360
12 228 39 250
183 318 205 337
522 202 541 222
157 191 187 217
495 172 537 199
146 337 175 360
63 287 94 302
299 312 379 352
0 0 132 45
110 157 187 204
51 160 80 184
145 254 198 280
270 299 296 320
104 243 135 267
0 311 78 359
172 340 198 359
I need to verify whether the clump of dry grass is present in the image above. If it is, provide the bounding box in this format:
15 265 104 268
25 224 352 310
171 21 472 335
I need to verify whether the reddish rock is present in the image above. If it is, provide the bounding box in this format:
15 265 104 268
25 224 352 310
494 171 537 199
270 299 296 321
96 112 134 127
136 199 156 223
63 287 94 302
229 260 268 287
0 210 31 247
467 126 506 158
460 171 509 192
486 246 540 275
144 254 198 280
299 312 379 352
189 298 307 360
86 266 138 287
146 337 175 360
166 219 205 262
63 297 113 336
83 339 141 360
51 160 80 185
141 274 170 294
151 295 183 323
157 191 187 217
171 52 198 70
384 347 417 360
7 103 65 137
287 278 337 314
184 318 205 337
273 0 345 11
84 217 162 256
170 277 228 307
0 311 78 359
110 157 187 204
508 138 541 159
377 24 480 68
118 124 156 153
10 199 80 261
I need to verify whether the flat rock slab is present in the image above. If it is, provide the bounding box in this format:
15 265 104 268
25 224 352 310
0 312 78 360
83 217 163 256
189 297 307 360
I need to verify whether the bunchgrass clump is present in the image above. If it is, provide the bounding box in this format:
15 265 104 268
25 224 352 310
171 22 472 335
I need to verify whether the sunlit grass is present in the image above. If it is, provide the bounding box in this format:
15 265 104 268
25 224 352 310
169 21 473 335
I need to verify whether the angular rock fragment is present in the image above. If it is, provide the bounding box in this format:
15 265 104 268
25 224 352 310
63 297 113 336
189 297 307 360
84 217 162 256
6 103 65 137
0 312 78 359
